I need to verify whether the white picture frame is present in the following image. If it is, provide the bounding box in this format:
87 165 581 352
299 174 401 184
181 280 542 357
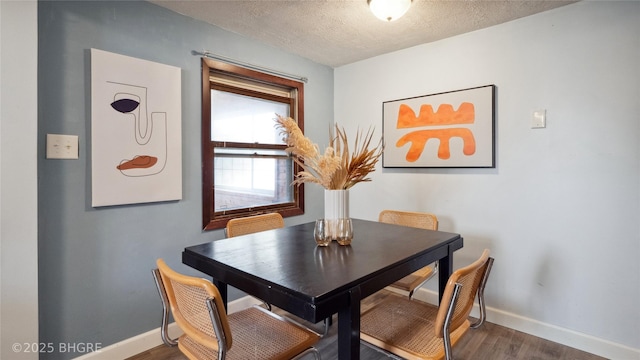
91 49 182 207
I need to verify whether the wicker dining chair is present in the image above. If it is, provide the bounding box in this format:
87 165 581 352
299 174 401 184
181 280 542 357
153 259 321 360
224 213 284 310
225 212 332 336
360 249 494 360
149 214 286 348
225 212 285 238
379 210 439 298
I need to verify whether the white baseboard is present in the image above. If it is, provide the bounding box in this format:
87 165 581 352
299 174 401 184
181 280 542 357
409 288 640 360
76 290 639 360
73 296 262 360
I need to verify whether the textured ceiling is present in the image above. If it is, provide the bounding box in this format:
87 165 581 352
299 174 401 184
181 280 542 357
150 0 577 67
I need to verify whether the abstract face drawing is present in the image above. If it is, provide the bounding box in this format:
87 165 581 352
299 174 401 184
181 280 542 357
108 82 167 177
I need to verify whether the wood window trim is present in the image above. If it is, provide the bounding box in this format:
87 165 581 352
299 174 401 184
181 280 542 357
201 58 305 231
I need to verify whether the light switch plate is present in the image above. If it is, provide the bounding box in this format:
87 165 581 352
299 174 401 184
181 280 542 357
532 109 546 129
47 134 79 159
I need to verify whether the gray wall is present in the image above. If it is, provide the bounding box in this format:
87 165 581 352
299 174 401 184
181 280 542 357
35 0 640 358
336 1 639 356
37 1 332 358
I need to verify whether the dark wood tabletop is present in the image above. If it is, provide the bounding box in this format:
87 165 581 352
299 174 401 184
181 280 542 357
183 218 463 359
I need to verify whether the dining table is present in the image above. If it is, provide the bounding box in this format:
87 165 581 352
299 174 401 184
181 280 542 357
182 218 463 359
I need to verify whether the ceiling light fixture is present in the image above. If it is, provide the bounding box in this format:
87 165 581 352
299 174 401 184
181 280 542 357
368 0 412 22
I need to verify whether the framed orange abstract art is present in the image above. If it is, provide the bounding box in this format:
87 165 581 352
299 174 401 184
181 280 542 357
382 85 495 168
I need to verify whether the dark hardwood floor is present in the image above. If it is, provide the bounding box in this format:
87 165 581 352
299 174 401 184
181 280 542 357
127 290 607 360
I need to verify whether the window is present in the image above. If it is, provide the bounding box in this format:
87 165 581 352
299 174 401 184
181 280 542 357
201 59 304 230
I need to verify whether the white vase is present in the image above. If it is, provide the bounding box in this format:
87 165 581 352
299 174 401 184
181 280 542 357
324 189 349 240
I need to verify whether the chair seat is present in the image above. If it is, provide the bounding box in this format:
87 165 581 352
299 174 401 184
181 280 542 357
178 306 319 360
388 266 434 292
361 295 470 360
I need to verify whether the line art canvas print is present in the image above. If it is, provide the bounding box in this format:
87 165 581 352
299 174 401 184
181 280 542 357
382 85 495 168
91 49 182 207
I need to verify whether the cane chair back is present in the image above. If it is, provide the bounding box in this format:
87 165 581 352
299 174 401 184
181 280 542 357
379 210 438 230
360 249 494 360
155 259 320 360
225 213 285 238
378 210 439 297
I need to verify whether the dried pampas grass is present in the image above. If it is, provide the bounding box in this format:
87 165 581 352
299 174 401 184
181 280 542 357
275 114 383 190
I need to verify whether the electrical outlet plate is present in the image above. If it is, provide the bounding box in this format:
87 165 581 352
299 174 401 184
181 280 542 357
46 134 79 159
531 109 546 129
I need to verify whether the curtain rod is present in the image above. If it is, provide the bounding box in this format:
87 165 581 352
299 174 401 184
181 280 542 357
191 50 308 83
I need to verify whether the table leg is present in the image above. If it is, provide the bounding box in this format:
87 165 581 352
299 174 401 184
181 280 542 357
438 246 454 303
338 287 361 360
212 279 228 312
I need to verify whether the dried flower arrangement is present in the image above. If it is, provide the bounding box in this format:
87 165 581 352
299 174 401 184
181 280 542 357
275 114 384 190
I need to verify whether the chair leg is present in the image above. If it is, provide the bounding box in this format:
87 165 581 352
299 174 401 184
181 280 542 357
443 283 462 360
409 262 438 300
470 257 494 329
292 347 321 360
322 316 332 337
206 298 229 359
152 269 179 347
